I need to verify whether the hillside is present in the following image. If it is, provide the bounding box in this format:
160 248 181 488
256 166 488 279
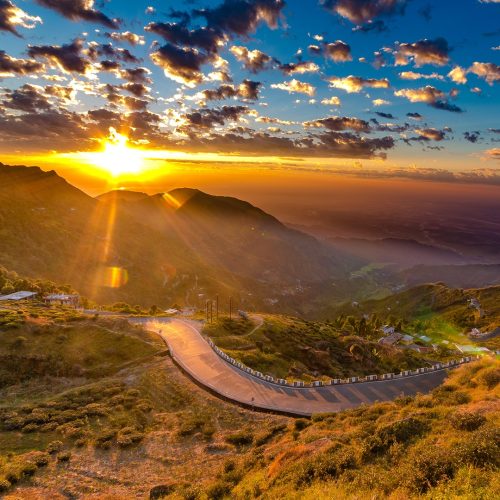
0 164 356 310
0 305 498 498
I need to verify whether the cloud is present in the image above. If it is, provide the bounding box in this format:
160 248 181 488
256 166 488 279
399 71 444 81
321 96 342 106
183 105 251 129
469 61 500 84
373 98 390 106
271 79 316 95
119 67 152 84
447 66 468 84
230 46 275 72
375 111 395 119
28 39 93 75
406 112 423 120
464 131 480 143
107 31 146 46
0 50 44 77
1 84 51 113
483 148 500 161
395 37 450 66
194 0 285 36
395 86 463 112
146 22 224 55
415 127 446 141
305 116 371 132
35 0 118 28
150 43 214 86
328 75 390 93
309 41 352 62
201 80 262 101
0 0 42 35
279 61 320 74
322 0 407 24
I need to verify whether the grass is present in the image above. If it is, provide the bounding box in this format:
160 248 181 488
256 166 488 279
0 300 498 499
204 315 447 381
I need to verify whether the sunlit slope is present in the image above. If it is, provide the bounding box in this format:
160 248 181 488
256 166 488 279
0 164 356 307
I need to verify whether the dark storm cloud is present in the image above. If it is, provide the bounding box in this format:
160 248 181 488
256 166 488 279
322 0 407 24
202 80 262 101
305 116 371 132
35 0 118 28
28 40 93 74
183 105 250 128
395 38 450 67
1 84 51 113
0 50 44 76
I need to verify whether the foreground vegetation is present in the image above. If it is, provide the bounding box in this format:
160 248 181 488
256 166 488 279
0 301 498 498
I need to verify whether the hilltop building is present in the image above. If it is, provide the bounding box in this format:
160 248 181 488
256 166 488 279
0 291 37 301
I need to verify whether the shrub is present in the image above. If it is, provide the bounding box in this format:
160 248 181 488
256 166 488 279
0 478 11 492
364 417 428 456
294 419 310 431
403 446 455 493
46 441 63 454
450 411 486 431
453 425 500 468
225 431 253 447
57 452 71 463
206 480 231 500
149 484 176 499
478 368 500 389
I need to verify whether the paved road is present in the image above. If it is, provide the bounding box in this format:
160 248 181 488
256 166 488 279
146 318 449 417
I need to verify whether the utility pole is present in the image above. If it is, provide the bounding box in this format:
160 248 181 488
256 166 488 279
216 294 219 321
210 300 213 323
229 296 232 321
206 300 210 323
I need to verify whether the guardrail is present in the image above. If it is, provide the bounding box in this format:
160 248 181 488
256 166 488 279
205 336 478 388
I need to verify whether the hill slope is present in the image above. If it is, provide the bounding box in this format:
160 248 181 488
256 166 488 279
0 164 356 309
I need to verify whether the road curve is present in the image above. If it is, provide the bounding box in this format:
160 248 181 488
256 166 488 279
147 318 449 417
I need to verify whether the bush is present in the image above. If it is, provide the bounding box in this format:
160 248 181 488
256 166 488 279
453 425 500 468
450 411 486 431
294 419 310 431
206 480 231 500
0 478 11 492
478 368 500 389
57 452 71 463
149 484 176 499
46 440 63 454
403 446 455 493
225 431 253 447
364 417 428 455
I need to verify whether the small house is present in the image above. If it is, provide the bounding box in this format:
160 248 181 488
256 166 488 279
0 291 37 301
44 294 80 308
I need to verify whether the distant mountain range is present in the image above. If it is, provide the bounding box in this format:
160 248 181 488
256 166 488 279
0 164 356 308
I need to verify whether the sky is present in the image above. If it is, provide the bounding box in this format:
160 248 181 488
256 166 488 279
0 0 499 192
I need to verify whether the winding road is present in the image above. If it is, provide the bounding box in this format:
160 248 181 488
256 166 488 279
144 318 451 417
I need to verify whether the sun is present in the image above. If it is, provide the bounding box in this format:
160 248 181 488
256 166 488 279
92 128 144 177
